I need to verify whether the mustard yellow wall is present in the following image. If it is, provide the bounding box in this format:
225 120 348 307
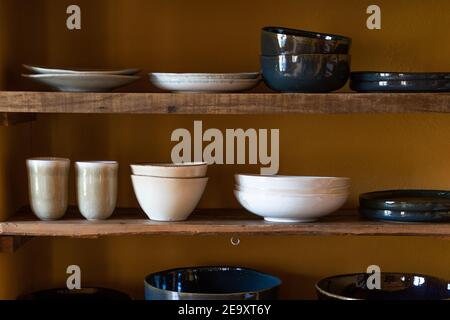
1 0 450 299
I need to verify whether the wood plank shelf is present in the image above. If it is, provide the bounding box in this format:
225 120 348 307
1 208 450 241
1 91 450 114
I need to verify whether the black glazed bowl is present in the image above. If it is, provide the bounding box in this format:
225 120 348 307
261 54 350 93
144 266 282 300
316 273 450 300
261 26 352 55
18 288 131 300
351 71 450 82
350 79 450 92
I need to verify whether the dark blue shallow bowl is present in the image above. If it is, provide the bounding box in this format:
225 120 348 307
316 273 450 300
359 208 450 222
261 54 350 93
18 288 131 300
350 79 450 92
351 71 450 82
145 266 281 300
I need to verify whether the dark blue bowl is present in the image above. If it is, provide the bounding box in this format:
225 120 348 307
359 208 450 222
316 273 450 300
350 79 450 92
261 54 350 92
144 266 281 300
262 27 351 55
351 71 450 82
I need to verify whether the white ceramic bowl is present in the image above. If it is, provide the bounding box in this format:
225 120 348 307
234 189 348 223
130 162 208 178
235 175 350 191
131 175 208 222
235 184 350 195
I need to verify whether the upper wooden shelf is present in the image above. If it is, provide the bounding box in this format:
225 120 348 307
1 91 450 114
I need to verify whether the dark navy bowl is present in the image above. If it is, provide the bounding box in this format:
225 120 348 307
359 208 450 222
350 79 450 92
316 273 450 300
144 266 282 300
262 27 351 55
351 71 450 82
18 288 131 300
261 54 350 92
359 190 450 212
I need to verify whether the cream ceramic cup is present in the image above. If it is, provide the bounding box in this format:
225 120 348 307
27 157 70 221
76 161 118 220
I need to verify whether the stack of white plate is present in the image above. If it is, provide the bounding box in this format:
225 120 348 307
234 174 351 223
149 72 261 93
22 64 140 92
130 162 209 222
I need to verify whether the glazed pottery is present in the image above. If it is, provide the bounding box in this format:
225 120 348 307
235 175 350 191
22 74 140 92
23 64 140 75
234 189 348 223
18 288 131 300
261 26 352 55
149 73 261 92
76 161 118 221
316 273 450 300
351 71 450 82
235 184 350 195
130 162 208 178
359 208 450 222
350 79 450 92
359 190 450 212
131 175 208 221
27 158 70 221
151 72 260 80
144 267 281 300
261 54 350 92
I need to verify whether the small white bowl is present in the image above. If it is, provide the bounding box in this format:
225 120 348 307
131 175 208 222
235 184 350 195
234 189 348 223
235 175 350 191
130 162 208 178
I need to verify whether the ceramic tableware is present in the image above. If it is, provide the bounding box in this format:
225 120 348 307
351 71 450 82
359 208 450 222
149 73 261 92
131 175 208 221
27 158 70 221
23 64 140 75
22 74 140 92
350 79 450 92
18 288 131 300
235 175 350 191
76 161 118 221
235 184 350 195
316 273 450 300
144 267 281 300
130 162 208 178
261 54 350 92
261 26 352 55
151 72 260 80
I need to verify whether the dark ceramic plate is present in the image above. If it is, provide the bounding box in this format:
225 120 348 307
359 208 450 222
359 190 450 211
18 287 131 300
316 273 450 300
145 266 282 300
350 79 450 92
351 71 450 82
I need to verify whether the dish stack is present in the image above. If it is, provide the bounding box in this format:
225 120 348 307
130 162 208 222
261 27 352 92
22 64 140 92
350 72 450 92
234 175 350 223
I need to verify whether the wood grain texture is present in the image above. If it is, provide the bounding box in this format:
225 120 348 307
1 208 450 238
1 91 450 114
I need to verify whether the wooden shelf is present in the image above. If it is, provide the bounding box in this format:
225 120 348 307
1 209 450 243
1 91 450 114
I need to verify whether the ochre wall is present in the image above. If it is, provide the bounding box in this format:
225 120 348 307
1 0 450 299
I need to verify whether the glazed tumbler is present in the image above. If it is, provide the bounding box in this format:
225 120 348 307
27 158 70 220
76 161 118 220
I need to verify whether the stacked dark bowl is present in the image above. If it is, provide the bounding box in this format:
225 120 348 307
261 27 352 92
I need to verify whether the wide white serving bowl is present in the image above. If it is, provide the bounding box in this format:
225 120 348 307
131 175 208 222
130 162 208 178
234 189 348 223
235 184 350 195
235 175 350 191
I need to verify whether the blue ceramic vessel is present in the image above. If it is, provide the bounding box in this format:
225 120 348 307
351 71 450 82
144 266 281 300
359 208 450 222
350 79 450 92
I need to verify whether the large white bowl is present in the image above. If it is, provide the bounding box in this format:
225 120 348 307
235 175 350 191
130 162 208 178
131 175 208 222
235 184 350 195
234 189 348 223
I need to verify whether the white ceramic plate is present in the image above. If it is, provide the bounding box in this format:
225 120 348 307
151 72 260 80
23 64 140 75
23 74 140 92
